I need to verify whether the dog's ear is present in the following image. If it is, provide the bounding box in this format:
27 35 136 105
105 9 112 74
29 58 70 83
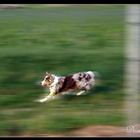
45 72 54 84
46 71 51 76
46 72 52 77
46 71 49 75
45 72 53 80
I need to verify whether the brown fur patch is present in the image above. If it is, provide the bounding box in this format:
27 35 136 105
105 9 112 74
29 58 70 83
58 75 77 92
83 74 86 78
78 77 82 81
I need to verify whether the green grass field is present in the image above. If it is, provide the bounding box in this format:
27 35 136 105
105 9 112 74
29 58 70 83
0 4 126 135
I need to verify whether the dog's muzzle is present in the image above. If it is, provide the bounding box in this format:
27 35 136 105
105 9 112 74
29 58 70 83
41 81 47 87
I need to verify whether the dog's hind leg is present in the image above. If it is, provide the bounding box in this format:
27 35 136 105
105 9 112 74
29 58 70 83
76 90 86 96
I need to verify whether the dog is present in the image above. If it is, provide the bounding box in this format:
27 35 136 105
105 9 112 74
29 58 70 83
37 71 98 103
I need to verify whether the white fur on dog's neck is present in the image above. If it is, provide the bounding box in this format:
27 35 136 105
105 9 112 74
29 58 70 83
49 75 61 93
50 75 59 87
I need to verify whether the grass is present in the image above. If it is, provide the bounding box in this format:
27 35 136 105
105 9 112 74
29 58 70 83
0 4 126 135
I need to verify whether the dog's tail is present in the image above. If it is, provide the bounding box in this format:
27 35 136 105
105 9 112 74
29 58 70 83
93 71 101 85
87 71 100 84
93 71 100 79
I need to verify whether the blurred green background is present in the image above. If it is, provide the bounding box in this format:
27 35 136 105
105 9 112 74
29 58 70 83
0 4 125 136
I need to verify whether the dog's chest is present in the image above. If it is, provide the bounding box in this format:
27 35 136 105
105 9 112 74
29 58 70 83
49 76 64 93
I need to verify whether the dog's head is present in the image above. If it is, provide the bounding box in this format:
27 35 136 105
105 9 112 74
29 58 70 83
41 72 55 88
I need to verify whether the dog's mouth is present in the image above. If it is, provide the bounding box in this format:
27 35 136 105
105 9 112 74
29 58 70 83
41 81 48 87
41 83 48 87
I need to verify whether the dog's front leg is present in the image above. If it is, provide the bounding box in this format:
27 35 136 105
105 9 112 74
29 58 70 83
37 92 55 103
39 95 51 103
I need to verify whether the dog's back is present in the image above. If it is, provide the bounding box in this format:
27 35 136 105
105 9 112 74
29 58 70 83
71 71 96 91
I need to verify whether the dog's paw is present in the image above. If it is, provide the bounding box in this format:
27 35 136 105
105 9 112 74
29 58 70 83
34 99 45 103
76 93 81 96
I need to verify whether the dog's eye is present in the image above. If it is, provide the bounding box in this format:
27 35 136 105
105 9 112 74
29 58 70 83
45 77 48 80
45 77 51 82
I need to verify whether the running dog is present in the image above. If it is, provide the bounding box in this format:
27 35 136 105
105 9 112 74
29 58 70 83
37 71 97 103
